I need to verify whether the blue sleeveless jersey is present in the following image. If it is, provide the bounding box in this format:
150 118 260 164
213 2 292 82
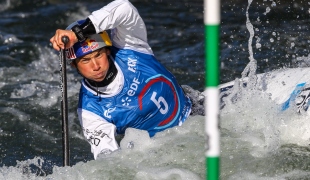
78 47 192 137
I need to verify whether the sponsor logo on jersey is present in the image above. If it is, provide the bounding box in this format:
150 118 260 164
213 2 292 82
104 107 116 118
122 97 132 106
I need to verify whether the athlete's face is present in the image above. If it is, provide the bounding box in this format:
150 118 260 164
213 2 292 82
74 48 110 82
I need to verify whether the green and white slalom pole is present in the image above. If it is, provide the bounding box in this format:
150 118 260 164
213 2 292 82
204 0 220 179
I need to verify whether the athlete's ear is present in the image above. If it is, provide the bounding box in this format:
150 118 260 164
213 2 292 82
70 61 77 68
106 48 110 55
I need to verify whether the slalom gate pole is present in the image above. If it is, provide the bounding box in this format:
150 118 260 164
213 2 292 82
204 0 220 179
60 36 70 166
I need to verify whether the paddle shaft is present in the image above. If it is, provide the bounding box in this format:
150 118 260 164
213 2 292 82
60 36 70 166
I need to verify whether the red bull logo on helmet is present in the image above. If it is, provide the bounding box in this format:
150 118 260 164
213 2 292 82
65 31 112 61
80 38 99 53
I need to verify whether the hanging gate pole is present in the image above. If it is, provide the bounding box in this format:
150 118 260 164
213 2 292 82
204 0 220 179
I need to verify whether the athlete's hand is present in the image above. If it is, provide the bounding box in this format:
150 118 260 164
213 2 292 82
50 29 78 51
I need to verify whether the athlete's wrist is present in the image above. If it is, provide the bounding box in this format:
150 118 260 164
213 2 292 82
71 25 86 42
71 18 96 42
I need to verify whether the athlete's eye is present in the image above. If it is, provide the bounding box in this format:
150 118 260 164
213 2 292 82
95 51 104 59
80 59 90 64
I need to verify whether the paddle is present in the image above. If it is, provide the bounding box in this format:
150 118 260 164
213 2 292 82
60 36 70 166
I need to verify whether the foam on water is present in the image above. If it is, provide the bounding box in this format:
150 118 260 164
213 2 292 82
0 116 205 180
220 1 310 173
216 1 310 177
3 46 81 108
220 79 310 179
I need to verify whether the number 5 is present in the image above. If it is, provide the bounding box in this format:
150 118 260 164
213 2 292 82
151 92 168 114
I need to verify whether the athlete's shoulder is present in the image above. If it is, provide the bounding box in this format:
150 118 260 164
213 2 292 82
102 0 134 13
111 46 155 59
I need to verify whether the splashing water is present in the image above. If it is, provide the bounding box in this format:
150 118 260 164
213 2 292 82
219 0 310 179
221 80 310 179
241 0 257 90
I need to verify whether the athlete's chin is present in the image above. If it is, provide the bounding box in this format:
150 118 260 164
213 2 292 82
91 77 106 82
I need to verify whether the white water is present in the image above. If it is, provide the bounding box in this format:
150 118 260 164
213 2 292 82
221 82 310 179
0 116 206 180
218 0 310 178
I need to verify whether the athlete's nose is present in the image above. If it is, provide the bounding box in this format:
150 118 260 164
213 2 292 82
91 59 101 71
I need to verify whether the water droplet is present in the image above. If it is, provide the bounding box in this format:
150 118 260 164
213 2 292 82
291 42 295 48
256 43 262 48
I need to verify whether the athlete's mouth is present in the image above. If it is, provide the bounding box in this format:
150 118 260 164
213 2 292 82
93 71 107 80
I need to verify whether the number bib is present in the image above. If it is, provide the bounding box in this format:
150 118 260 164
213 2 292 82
79 47 192 137
138 75 181 130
